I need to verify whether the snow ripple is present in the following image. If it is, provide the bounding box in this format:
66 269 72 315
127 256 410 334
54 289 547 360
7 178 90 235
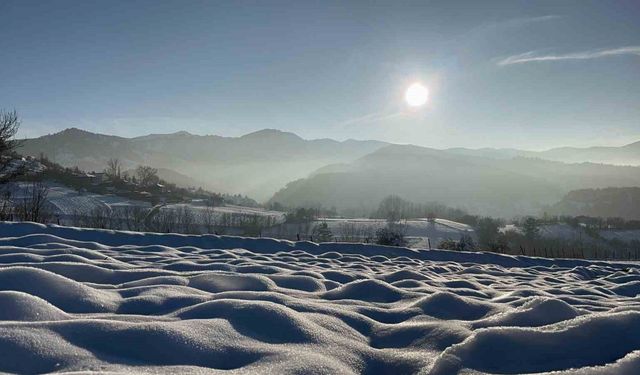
0 222 638 374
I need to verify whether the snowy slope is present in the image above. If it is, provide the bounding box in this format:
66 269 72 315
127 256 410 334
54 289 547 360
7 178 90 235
0 222 639 374
162 203 286 223
6 182 151 218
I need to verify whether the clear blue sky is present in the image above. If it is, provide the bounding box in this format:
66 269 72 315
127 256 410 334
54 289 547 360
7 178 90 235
1 0 639 149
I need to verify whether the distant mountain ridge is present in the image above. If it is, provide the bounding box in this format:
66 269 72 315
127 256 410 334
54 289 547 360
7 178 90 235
20 128 640 211
270 144 640 217
444 140 640 166
20 128 388 200
550 187 640 220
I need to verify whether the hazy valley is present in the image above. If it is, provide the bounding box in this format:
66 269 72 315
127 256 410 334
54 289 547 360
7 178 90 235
21 128 640 218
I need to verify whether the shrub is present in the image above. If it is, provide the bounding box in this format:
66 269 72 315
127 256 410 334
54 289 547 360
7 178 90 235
312 222 333 242
438 235 476 251
375 225 406 247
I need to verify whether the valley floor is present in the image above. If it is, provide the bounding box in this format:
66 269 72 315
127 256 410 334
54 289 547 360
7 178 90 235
0 222 639 374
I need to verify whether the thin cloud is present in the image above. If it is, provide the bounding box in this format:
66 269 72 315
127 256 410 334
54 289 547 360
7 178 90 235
497 15 561 29
470 15 560 35
498 46 640 66
338 109 406 128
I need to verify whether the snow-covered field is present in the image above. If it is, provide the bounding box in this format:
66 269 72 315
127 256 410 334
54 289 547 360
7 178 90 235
6 182 151 219
265 218 475 247
161 202 286 223
0 222 639 374
5 182 286 226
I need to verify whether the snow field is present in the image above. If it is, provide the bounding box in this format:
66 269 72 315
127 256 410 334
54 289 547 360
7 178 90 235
0 222 638 374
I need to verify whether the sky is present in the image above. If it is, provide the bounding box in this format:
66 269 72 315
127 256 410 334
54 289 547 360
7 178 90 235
1 0 639 150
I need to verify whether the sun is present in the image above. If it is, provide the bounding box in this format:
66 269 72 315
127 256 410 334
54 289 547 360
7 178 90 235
405 83 429 107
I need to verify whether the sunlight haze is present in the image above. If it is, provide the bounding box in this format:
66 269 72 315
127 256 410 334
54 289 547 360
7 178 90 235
2 0 638 149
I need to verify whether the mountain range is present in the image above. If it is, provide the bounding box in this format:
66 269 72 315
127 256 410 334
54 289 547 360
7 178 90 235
19 128 386 201
447 141 640 165
20 128 640 217
549 187 640 220
270 144 640 217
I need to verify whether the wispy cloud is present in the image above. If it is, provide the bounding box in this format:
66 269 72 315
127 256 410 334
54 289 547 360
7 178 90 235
470 15 560 36
338 109 406 128
496 15 561 29
498 46 640 66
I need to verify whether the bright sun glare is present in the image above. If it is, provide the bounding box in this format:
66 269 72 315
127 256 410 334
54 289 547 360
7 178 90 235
405 83 429 107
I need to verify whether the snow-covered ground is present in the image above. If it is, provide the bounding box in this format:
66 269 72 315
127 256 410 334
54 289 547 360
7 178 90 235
265 218 475 247
0 222 639 374
161 202 286 223
5 182 151 219
4 182 286 226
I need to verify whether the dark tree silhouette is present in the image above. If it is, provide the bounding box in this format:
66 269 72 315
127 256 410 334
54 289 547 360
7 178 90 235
136 165 160 187
0 110 23 184
105 158 122 181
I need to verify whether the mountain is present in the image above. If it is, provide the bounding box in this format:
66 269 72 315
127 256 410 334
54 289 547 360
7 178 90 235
549 187 640 220
530 141 640 165
444 141 640 166
20 128 640 211
269 144 640 217
19 128 388 200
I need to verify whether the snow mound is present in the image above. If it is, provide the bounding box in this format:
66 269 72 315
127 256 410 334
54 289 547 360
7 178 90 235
412 291 499 320
0 267 119 312
474 297 581 328
0 221 638 374
322 279 413 303
0 291 68 321
431 312 640 374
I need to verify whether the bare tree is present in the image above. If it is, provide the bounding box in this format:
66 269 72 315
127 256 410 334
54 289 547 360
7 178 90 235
88 206 115 229
376 195 406 223
175 205 196 234
120 205 147 231
70 209 83 227
0 110 24 184
337 222 359 242
202 203 217 233
105 158 122 181
136 165 159 187
14 181 51 223
147 208 177 233
0 191 13 220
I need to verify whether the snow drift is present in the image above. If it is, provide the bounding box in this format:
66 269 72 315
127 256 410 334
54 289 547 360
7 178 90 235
0 222 638 374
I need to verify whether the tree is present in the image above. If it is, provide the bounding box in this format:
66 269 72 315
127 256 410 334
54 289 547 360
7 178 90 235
202 202 217 234
375 224 407 247
14 181 51 223
475 217 500 248
375 195 406 223
438 239 459 251
175 205 196 234
240 214 270 237
136 165 159 187
0 110 23 184
120 205 147 231
337 222 360 242
522 217 540 241
438 235 475 251
312 222 333 242
105 158 122 181
458 234 476 251
285 207 317 223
